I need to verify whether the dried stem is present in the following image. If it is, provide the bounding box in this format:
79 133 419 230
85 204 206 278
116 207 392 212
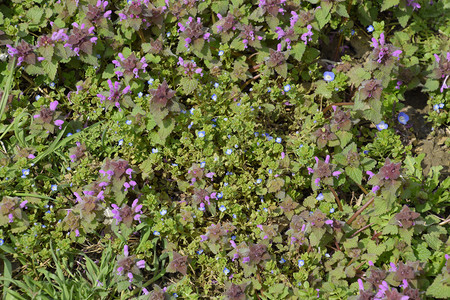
329 186 343 211
323 102 354 115
346 197 375 225
350 222 374 238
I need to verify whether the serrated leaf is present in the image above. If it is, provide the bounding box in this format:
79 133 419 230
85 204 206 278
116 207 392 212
42 60 58 81
180 77 198 94
427 274 450 298
230 37 245 51
315 4 332 29
315 80 332 98
26 7 43 24
415 243 431 261
381 0 399 11
423 233 443 250
345 166 362 185
336 4 350 17
336 131 353 148
211 0 228 14
291 42 305 61
40 45 54 61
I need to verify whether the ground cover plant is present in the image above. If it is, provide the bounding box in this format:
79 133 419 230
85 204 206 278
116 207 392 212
0 0 449 299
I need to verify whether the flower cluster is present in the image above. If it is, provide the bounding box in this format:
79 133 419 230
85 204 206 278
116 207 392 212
96 79 131 110
178 17 210 48
112 52 147 81
308 155 341 190
177 57 203 77
6 40 44 66
0 197 28 226
111 199 143 227
116 245 146 282
370 33 402 66
64 23 98 56
32 101 65 133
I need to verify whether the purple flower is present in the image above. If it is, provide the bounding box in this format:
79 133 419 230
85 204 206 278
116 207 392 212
112 52 147 80
96 79 131 110
406 0 421 10
111 199 143 227
178 57 203 77
117 245 145 282
398 112 409 125
6 40 43 66
370 33 402 65
64 23 97 56
301 25 313 45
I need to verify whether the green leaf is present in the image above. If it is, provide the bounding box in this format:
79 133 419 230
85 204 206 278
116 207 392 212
427 274 450 298
415 243 431 261
42 60 58 81
157 118 175 144
179 77 198 94
26 7 43 24
345 166 362 185
211 0 229 14
335 4 350 17
315 3 332 29
336 131 353 149
423 233 443 251
381 0 399 12
315 80 332 99
291 42 305 61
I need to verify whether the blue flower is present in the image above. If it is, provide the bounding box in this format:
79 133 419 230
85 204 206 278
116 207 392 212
152 148 159 153
217 192 223 199
126 120 132 125
138 92 143 98
398 112 409 125
276 137 282 143
267 88 271 93
284 84 291 92
298 259 305 267
200 161 206 168
256 179 262 184
323 71 335 82
330 208 335 213
218 50 224 56
439 103 444 108
211 94 217 101
51 185 57 192
160 209 167 216
167 32 171 37
226 149 233 155
223 267 230 275
367 25 374 32
316 193 324 201
219 205 226 212
196 249 204 255
234 144 239 148
376 121 388 131
153 231 160 236
49 82 55 88
67 133 72 137
198 131 206 138
35 95 41 101
433 104 440 112
148 78 154 85
279 258 286 264
21 169 30 178
118 139 124 146
214 82 219 88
